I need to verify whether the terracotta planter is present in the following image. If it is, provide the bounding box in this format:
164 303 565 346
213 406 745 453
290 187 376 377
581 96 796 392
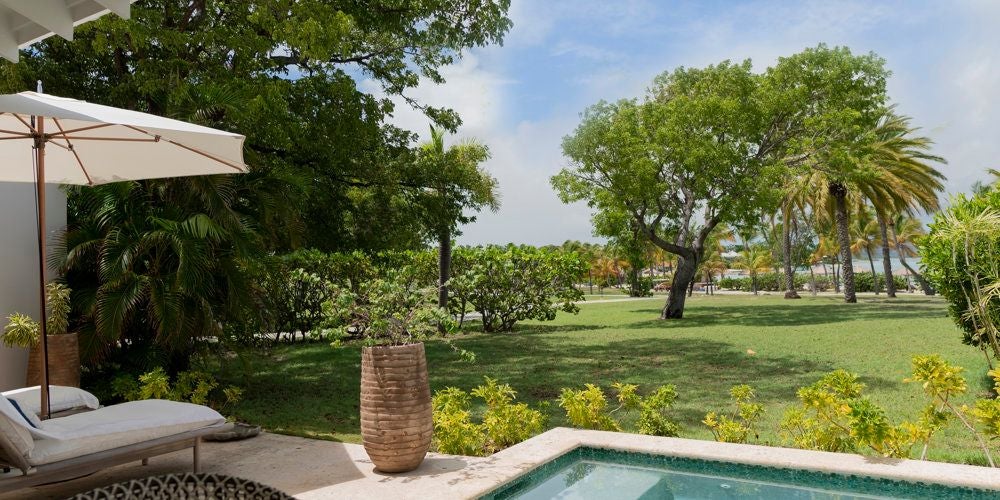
360 343 433 473
26 333 80 388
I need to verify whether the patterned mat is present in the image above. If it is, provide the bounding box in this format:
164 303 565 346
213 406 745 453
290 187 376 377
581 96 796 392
70 472 292 500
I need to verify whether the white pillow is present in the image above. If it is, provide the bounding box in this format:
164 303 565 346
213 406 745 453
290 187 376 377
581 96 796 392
0 396 34 429
3 386 100 416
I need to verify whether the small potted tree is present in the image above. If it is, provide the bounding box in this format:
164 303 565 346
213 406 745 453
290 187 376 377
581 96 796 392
2 283 80 387
328 275 459 473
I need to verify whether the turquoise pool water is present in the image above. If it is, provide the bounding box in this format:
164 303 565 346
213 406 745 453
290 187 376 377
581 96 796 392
481 448 999 499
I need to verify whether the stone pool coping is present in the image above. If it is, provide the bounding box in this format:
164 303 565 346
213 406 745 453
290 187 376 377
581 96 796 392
464 427 1000 498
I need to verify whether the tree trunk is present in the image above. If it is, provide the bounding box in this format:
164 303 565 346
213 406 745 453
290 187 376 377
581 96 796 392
890 223 935 296
782 207 801 299
438 229 451 309
833 258 841 292
809 266 817 296
865 246 879 295
831 183 857 303
877 214 897 297
662 256 697 319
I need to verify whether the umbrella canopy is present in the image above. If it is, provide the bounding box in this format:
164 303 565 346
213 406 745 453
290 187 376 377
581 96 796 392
0 91 246 418
0 92 245 185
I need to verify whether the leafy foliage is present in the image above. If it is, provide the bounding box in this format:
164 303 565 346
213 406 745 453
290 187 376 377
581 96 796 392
553 45 889 318
558 384 622 431
558 382 680 437
780 370 919 458
112 367 242 416
704 385 765 443
1 283 74 348
18 0 512 367
449 246 586 332
1 314 39 349
432 378 545 456
324 273 454 348
906 355 996 466
921 187 1000 363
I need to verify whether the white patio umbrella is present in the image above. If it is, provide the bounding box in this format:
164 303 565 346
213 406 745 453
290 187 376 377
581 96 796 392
0 91 246 418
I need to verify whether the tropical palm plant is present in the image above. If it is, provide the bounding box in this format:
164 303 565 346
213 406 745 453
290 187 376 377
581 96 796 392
416 126 497 310
890 214 934 294
735 245 774 295
801 108 945 303
850 207 883 294
62 176 261 366
855 109 945 297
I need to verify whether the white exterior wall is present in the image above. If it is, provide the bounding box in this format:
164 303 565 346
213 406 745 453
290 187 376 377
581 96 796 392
0 182 66 391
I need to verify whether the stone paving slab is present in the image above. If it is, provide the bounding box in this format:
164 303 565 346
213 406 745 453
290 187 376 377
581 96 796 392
0 433 497 499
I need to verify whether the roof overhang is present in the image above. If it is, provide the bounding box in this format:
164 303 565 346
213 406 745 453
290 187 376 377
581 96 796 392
0 0 133 62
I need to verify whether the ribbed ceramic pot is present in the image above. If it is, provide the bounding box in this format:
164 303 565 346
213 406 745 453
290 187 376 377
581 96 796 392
360 342 433 473
26 333 80 388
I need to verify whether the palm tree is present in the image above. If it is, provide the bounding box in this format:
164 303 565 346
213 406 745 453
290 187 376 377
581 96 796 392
890 214 934 294
417 127 497 311
971 168 1000 195
735 245 774 295
850 207 883 294
855 110 945 298
698 224 735 294
803 108 945 303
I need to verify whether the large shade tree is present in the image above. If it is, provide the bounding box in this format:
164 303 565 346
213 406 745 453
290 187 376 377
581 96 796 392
553 45 888 319
12 0 513 365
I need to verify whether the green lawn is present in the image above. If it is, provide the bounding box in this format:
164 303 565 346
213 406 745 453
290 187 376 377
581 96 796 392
215 294 995 465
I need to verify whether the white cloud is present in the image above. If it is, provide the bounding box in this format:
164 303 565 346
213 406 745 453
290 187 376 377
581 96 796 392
358 54 511 140
458 118 600 246
364 0 1000 246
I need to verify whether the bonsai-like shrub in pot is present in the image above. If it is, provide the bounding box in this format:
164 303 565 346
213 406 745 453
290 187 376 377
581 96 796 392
2 283 80 387
328 277 457 473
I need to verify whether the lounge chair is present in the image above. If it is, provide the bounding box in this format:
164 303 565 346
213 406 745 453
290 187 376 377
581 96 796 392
0 397 225 492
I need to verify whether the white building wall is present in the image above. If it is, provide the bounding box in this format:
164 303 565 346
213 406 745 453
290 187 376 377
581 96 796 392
0 182 66 391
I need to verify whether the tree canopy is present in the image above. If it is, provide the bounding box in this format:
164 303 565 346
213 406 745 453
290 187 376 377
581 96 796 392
8 0 513 365
553 45 889 319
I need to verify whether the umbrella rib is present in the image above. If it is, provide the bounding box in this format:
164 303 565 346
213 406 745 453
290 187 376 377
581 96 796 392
122 125 246 172
47 123 115 136
11 113 36 133
55 136 158 142
0 128 32 137
52 118 95 186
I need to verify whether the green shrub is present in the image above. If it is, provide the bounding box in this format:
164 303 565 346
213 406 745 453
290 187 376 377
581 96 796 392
704 385 765 443
558 384 621 431
449 246 585 332
432 378 545 456
431 387 486 456
112 367 242 416
558 382 680 437
921 188 1000 361
780 370 918 458
853 272 907 293
2 283 74 348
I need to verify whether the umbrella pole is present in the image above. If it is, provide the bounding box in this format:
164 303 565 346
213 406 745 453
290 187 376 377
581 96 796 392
34 115 50 420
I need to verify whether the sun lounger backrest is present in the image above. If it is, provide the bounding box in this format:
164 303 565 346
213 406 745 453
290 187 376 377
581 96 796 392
0 410 32 473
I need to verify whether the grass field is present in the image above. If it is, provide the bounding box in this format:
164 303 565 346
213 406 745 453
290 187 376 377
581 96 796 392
215 294 995 465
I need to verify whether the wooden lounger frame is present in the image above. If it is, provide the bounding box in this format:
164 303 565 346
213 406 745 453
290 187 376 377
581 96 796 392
0 424 223 493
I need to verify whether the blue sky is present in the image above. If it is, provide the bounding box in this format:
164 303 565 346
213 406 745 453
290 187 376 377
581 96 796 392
366 0 1000 246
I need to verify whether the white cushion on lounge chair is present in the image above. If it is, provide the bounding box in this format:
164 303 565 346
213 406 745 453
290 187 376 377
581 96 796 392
0 397 33 457
27 399 224 465
3 386 100 416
